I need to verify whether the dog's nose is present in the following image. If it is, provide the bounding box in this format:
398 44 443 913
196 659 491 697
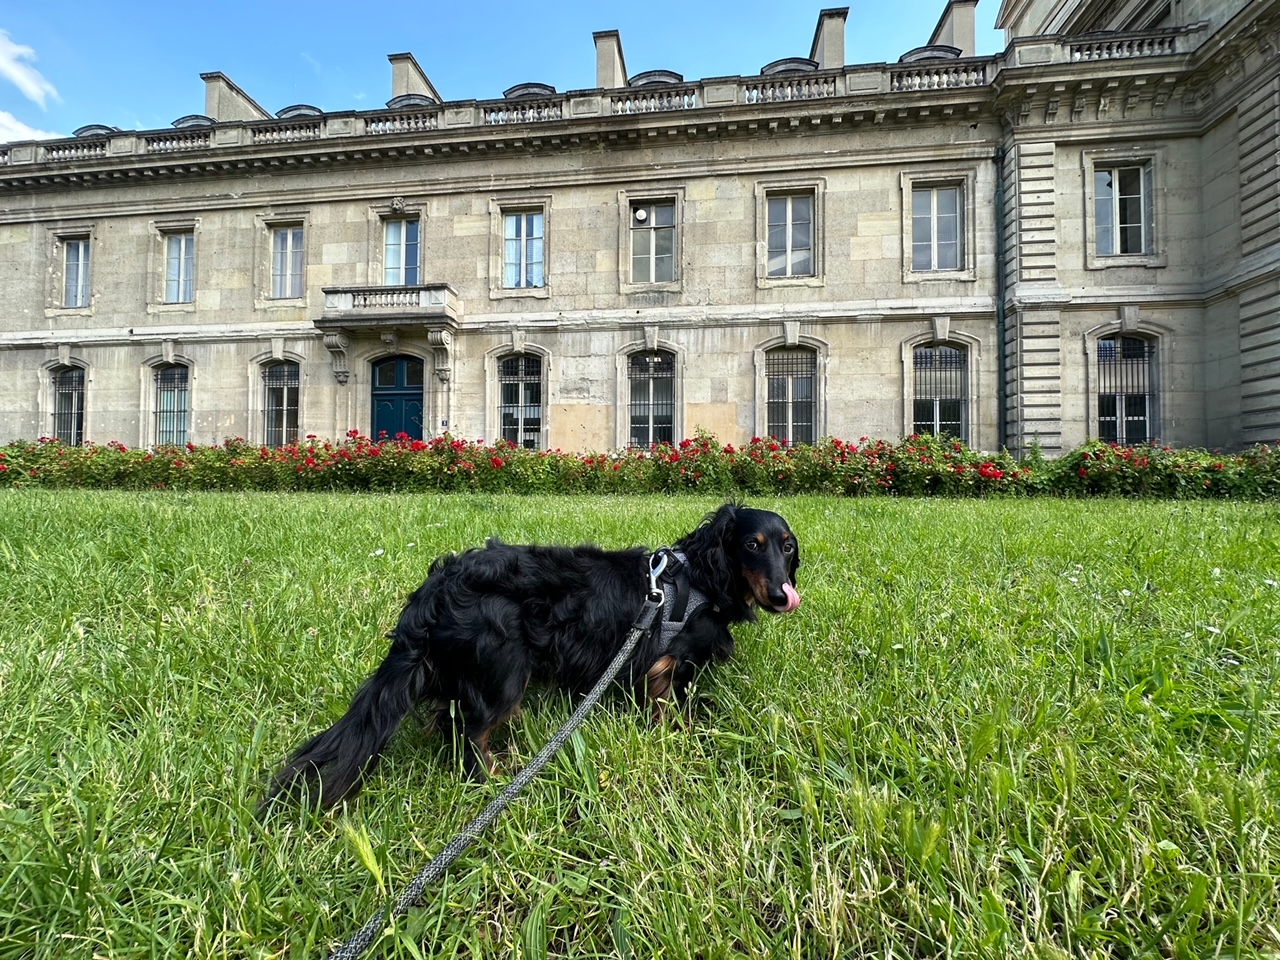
770 583 801 612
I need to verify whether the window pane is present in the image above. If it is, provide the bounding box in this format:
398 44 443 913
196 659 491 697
791 195 812 223
654 253 675 283
654 227 674 258
936 187 959 216
912 189 932 218
375 361 398 387
404 359 424 387
767 197 786 229
654 203 674 227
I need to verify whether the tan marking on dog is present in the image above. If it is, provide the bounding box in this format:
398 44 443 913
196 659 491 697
644 655 677 722
743 567 772 608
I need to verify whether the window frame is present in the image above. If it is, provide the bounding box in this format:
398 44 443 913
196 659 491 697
909 341 971 443
46 224 96 315
255 213 310 307
490 197 551 299
755 178 825 288
48 363 87 446
900 168 979 283
262 360 301 448
164 230 196 304
626 349 677 448
618 189 683 294
151 362 192 448
1090 332 1160 445
494 352 546 450
383 217 421 286
1081 149 1167 270
754 339 826 445
63 236 92 308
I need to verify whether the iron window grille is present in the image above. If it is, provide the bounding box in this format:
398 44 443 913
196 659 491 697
766 193 814 278
628 351 675 447
498 354 543 449
630 203 675 284
912 343 968 441
765 347 817 445
164 232 195 303
154 364 190 446
52 366 85 446
263 362 300 448
384 219 420 286
1097 335 1156 444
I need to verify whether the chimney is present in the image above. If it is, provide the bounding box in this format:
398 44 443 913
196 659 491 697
388 52 442 103
201 72 270 122
594 30 628 89
928 0 980 57
809 8 848 70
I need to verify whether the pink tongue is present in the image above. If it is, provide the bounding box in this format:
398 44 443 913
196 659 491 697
780 583 801 612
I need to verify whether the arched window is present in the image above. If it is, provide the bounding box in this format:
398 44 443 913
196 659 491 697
913 342 968 441
154 363 190 446
1097 335 1156 444
51 365 85 446
262 361 300 447
765 347 816 445
628 350 675 446
498 353 543 449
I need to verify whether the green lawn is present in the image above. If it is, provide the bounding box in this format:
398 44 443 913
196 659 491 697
1 492 1277 959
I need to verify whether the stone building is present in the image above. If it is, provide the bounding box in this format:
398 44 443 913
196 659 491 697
0 0 1276 454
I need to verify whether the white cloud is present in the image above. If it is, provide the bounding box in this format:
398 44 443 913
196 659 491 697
0 109 62 143
0 30 60 108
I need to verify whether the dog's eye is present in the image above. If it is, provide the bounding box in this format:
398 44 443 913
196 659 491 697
783 541 795 554
744 540 759 552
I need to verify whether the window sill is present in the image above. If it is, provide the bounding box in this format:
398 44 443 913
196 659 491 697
621 280 681 296
903 269 977 284
490 285 550 300
1085 254 1167 271
757 274 824 290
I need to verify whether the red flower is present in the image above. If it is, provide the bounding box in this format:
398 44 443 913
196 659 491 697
490 456 505 469
1079 467 1088 477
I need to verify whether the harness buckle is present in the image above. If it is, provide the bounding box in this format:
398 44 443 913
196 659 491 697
647 551 669 603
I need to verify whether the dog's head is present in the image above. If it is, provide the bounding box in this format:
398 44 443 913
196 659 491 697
677 503 800 619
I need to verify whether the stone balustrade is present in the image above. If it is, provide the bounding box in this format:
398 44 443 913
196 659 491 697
610 86 699 114
2 22 1208 168
321 284 459 323
889 61 988 92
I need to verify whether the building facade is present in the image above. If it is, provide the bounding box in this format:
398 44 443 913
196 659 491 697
0 0 1276 454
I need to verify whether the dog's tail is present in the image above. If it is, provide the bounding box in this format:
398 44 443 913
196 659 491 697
260 638 431 811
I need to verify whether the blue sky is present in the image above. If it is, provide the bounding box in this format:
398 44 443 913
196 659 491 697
0 1 1006 144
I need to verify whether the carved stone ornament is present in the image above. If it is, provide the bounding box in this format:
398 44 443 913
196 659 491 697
323 332 351 385
390 196 406 213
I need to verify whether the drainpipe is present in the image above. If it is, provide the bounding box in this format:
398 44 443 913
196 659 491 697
993 147 1008 450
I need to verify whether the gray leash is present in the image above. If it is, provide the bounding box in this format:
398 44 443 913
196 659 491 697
327 553 670 960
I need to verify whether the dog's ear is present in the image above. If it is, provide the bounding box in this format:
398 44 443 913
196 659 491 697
679 502 738 594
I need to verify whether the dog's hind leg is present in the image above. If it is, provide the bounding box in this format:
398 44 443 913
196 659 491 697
450 663 532 782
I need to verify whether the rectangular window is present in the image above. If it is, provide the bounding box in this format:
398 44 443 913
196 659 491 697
498 354 543 449
630 202 675 284
52 366 85 446
263 362 300 448
912 344 968 441
503 211 544 289
628 351 675 446
164 231 195 303
63 238 91 308
270 225 305 299
384 219 420 286
765 348 817 445
911 185 962 272
155 365 190 447
1095 165 1152 256
766 194 814 278
1097 335 1156 444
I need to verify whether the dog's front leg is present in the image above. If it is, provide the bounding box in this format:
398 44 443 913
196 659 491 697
642 655 679 723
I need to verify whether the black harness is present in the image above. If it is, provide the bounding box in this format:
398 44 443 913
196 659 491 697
649 548 710 651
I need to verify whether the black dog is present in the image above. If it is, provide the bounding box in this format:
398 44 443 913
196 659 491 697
262 503 800 808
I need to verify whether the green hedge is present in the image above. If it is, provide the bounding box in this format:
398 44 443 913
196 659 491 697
1 432 1277 498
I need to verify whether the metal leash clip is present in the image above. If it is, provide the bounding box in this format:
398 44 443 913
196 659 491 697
646 551 669 603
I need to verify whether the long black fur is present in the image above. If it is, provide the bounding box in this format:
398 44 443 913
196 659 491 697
261 503 800 809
